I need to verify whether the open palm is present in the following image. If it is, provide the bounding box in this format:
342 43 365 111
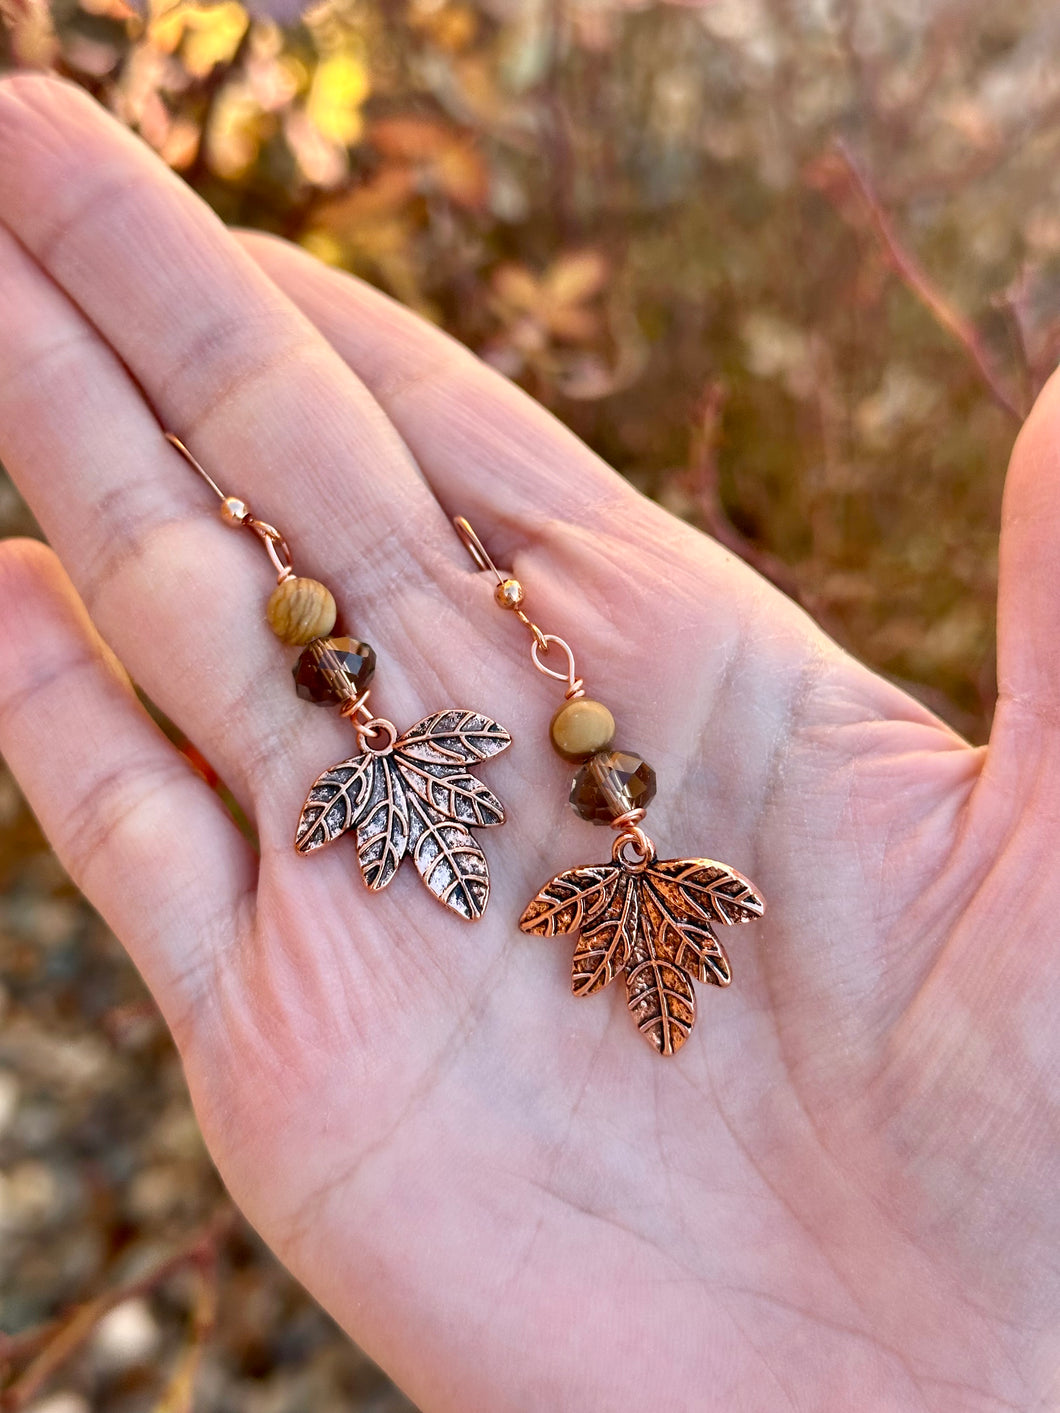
0 76 1056 1413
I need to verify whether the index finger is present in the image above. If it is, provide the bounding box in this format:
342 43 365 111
237 232 636 548
0 74 456 607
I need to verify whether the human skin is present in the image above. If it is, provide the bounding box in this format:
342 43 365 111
0 73 1057 1413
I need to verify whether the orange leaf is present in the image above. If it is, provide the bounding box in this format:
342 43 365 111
491 263 542 312
546 306 602 342
369 115 455 161
315 165 419 230
434 138 489 209
543 249 609 307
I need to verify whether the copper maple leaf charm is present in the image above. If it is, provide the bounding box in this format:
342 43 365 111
295 709 511 919
519 856 765 1055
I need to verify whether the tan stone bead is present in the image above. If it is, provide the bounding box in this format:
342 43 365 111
549 698 616 762
266 576 337 646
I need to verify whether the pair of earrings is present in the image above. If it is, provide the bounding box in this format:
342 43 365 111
167 435 765 1056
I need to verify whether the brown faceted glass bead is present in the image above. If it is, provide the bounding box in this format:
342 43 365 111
293 637 376 706
569 750 657 824
550 698 616 762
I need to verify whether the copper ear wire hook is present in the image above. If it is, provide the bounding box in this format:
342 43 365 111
453 515 504 584
165 432 294 582
164 432 226 501
451 516 586 698
166 429 384 731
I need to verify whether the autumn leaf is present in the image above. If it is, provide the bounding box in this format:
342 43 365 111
368 116 490 209
397 709 512 766
295 710 510 918
398 756 506 829
647 857 764 927
491 250 609 343
306 49 370 146
148 0 249 77
519 855 764 1056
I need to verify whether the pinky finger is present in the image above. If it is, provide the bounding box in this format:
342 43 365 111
0 537 256 1038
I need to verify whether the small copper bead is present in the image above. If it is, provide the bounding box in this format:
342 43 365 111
549 698 616 762
220 496 249 526
495 578 525 610
569 750 657 824
266 576 337 646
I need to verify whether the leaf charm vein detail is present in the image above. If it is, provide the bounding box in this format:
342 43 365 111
520 857 765 1055
294 709 511 919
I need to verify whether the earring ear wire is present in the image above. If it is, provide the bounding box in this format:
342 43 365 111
165 432 294 581
453 515 502 581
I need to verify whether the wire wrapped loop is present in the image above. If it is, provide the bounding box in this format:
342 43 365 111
250 520 295 582
338 688 373 723
530 634 584 698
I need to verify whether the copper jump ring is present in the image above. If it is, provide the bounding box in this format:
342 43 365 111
356 717 398 753
611 824 656 871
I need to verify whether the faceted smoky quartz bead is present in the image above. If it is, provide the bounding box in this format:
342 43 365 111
569 750 657 824
293 636 376 706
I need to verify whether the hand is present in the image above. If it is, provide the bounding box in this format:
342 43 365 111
0 74 1055 1413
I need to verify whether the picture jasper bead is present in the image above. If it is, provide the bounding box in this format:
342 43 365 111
569 750 657 824
293 636 376 705
549 698 616 762
266 576 337 646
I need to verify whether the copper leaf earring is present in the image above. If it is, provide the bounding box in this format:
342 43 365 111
168 435 511 920
454 517 764 1054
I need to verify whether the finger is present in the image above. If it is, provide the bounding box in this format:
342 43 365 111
237 230 841 703
0 538 256 1027
0 220 382 828
237 230 634 541
993 366 1060 784
0 76 464 657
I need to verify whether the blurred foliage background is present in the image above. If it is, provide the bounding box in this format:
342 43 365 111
1 0 1059 1405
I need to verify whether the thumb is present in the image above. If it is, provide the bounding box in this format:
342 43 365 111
993 366 1060 787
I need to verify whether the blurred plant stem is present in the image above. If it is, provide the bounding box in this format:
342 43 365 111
679 380 805 603
830 138 1025 424
0 1205 236 1409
